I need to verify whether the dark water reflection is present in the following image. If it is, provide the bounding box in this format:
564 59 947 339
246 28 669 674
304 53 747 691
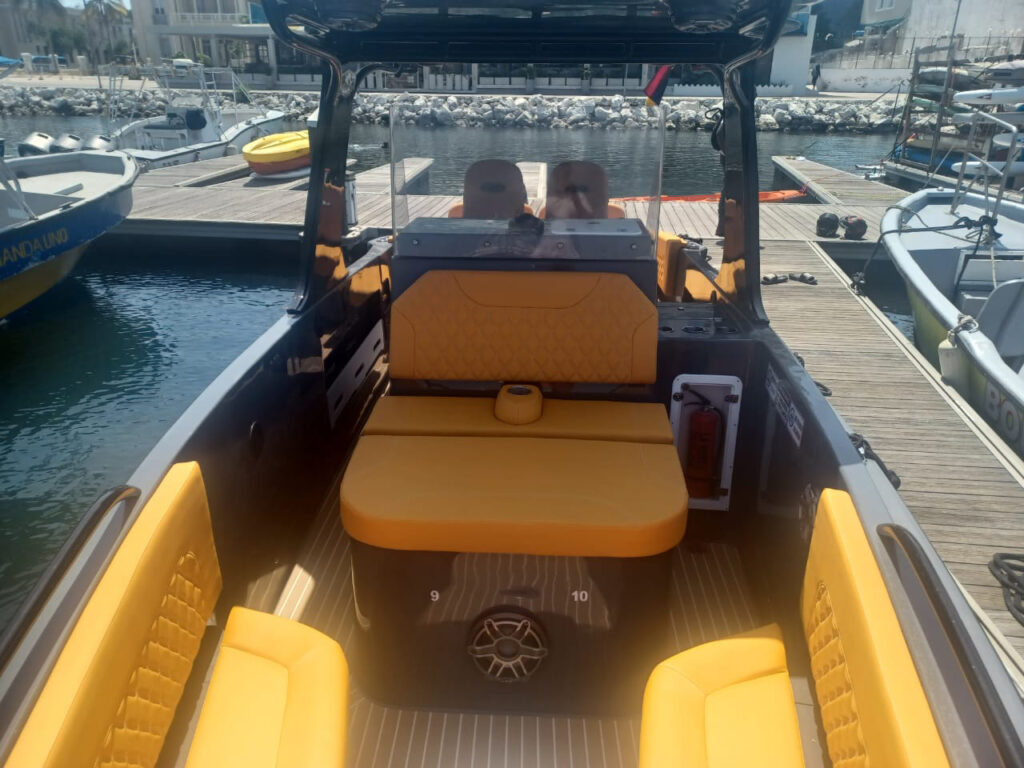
0 240 297 631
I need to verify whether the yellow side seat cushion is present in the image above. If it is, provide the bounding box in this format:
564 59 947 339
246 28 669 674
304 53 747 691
185 607 348 768
364 395 674 444
802 490 949 768
656 231 685 299
341 434 687 556
6 462 222 768
638 624 805 767
389 270 658 384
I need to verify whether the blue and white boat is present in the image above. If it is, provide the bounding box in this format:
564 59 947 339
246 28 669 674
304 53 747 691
1 151 138 318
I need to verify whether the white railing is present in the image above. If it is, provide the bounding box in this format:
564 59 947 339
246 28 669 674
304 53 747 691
950 112 1024 220
175 12 248 24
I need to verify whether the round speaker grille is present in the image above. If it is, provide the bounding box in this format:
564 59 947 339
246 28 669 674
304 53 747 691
467 611 548 682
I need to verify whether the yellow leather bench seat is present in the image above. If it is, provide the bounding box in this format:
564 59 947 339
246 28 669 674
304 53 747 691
803 490 948 767
341 433 688 557
6 462 222 768
363 395 674 444
638 624 805 768
186 607 348 768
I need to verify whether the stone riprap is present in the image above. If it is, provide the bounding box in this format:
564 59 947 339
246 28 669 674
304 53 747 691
0 87 901 133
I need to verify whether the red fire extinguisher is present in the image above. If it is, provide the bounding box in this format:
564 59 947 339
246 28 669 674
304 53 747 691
683 386 722 499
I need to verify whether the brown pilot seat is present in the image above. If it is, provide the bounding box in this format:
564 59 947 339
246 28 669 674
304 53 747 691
339 264 688 713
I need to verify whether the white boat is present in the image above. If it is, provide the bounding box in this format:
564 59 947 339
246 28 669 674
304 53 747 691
106 100 285 171
993 132 1024 149
20 67 285 171
987 59 1024 87
953 110 1024 126
951 158 1024 177
882 188 1024 457
953 85 1024 105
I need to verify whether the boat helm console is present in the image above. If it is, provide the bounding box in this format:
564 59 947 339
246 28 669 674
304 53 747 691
393 217 659 299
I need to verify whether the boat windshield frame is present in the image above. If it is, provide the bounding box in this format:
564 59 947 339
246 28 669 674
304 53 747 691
264 0 791 322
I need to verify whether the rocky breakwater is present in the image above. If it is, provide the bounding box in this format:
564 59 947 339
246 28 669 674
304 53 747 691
1 85 900 133
361 93 900 133
0 86 166 118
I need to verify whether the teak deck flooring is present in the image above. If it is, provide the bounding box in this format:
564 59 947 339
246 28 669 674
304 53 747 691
259 488 815 768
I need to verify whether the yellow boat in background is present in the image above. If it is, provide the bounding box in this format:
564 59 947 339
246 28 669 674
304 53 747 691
241 130 311 175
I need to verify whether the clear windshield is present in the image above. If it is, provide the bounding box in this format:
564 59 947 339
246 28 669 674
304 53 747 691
388 101 664 248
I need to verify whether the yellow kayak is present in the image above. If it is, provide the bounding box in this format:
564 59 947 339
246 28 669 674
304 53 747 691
242 131 311 174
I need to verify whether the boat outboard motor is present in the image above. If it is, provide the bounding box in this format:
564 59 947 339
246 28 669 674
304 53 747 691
816 212 840 238
51 133 83 153
83 134 116 151
840 215 868 240
17 131 53 156
184 108 207 131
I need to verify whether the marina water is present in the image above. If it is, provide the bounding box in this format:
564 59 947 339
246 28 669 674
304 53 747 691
0 116 898 634
0 242 296 631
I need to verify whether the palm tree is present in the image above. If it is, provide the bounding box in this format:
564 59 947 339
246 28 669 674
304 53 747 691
84 0 130 66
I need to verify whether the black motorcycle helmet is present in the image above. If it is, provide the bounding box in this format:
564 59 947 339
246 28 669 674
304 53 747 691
816 212 840 238
840 215 868 240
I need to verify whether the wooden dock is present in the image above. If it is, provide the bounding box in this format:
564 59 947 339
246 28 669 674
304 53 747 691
773 155 908 206
119 157 549 239
756 239 1024 658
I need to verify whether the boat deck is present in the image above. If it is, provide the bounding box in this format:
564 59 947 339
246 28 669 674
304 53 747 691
244 484 827 768
773 155 908 206
117 154 1024 664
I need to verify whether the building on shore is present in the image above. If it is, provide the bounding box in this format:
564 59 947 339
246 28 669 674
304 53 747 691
129 0 815 95
0 1 45 60
816 0 1023 88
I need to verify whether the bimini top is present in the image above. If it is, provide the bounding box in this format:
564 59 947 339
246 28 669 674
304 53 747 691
263 0 794 66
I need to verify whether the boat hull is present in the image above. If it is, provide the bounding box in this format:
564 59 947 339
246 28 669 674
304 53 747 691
247 155 312 175
905 283 1024 456
1 155 137 317
0 245 84 318
884 189 1024 458
123 112 286 171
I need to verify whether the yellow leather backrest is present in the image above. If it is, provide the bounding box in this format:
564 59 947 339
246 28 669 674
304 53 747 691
7 462 222 768
389 270 658 383
656 232 685 299
802 490 949 768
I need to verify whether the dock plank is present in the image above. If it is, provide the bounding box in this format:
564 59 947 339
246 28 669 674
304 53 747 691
759 240 1024 658
772 155 906 206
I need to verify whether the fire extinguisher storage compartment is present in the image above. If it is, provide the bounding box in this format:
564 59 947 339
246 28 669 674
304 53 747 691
669 374 743 512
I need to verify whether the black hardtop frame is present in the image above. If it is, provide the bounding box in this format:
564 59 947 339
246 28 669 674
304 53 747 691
262 0 791 321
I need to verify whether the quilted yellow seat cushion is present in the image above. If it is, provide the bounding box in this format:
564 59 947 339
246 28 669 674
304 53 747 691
363 395 674 444
802 491 949 768
341 433 687 556
389 270 658 383
5 462 221 768
638 624 805 768
185 607 348 768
